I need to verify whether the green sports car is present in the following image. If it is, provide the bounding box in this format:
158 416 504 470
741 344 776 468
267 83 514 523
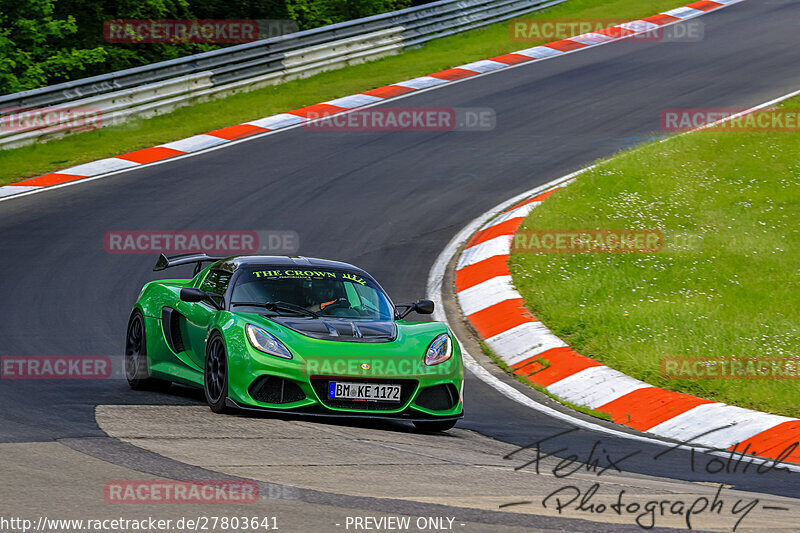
125 254 464 431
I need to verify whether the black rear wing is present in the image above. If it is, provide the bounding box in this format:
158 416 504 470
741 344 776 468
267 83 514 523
153 253 225 275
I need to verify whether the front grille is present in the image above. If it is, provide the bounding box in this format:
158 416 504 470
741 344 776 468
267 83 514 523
311 377 417 411
249 376 306 404
414 383 459 411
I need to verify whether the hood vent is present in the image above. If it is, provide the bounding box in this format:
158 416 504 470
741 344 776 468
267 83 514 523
268 316 396 343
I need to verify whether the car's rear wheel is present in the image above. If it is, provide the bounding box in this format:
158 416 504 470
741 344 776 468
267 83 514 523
204 333 230 413
125 310 170 391
412 419 458 432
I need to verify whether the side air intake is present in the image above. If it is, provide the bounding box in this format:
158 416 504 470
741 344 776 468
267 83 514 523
414 383 459 411
249 376 306 404
161 307 185 353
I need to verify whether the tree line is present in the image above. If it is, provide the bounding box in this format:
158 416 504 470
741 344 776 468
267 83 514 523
0 0 427 95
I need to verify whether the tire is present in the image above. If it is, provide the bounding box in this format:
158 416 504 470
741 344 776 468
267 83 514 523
204 333 230 414
125 310 171 391
412 419 458 432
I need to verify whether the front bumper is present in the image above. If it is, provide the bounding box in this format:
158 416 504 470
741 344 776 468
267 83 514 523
231 374 463 419
224 320 465 420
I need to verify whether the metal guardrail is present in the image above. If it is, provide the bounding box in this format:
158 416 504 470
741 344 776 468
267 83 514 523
0 0 564 149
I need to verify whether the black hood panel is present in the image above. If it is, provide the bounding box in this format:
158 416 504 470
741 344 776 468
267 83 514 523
270 317 397 342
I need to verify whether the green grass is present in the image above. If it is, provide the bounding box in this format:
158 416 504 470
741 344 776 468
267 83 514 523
509 97 800 418
0 0 682 186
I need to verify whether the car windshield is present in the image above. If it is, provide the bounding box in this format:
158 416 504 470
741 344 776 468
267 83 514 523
231 267 394 320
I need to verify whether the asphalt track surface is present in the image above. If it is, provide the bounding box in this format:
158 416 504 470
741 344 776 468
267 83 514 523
1 0 800 530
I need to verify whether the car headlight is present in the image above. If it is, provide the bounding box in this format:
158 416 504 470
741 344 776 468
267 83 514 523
246 324 292 359
424 333 452 366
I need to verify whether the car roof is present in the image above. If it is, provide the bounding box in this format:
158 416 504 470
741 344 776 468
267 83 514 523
213 255 371 276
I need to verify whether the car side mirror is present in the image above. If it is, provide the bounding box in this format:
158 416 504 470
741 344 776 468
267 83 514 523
397 299 435 319
181 287 224 310
414 299 434 315
180 287 207 303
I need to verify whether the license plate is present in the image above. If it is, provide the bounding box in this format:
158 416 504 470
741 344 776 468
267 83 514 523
328 381 401 402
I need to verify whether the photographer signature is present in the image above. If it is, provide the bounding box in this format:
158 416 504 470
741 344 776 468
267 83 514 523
499 426 796 531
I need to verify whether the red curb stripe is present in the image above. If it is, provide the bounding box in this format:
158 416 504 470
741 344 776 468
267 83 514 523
429 68 478 81
518 188 561 207
596 25 636 38
512 347 602 387
467 219 523 249
641 14 681 26
596 387 715 431
467 298 534 339
543 39 587 53
455 256 510 292
686 1 723 11
288 103 346 118
117 147 185 165
732 421 800 464
361 85 416 98
489 53 534 65
207 124 269 140
12 173 85 187
532 188 561 202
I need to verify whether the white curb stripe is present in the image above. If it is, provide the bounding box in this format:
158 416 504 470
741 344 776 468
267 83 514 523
515 46 564 59
618 20 660 32
457 275 518 316
486 321 569 366
324 94 384 108
569 33 617 45
484 203 538 229
647 403 797 448
546 366 652 409
160 134 229 153
246 113 307 129
0 185 38 197
59 158 140 176
664 6 705 18
393 76 450 90
457 235 512 269
457 60 507 73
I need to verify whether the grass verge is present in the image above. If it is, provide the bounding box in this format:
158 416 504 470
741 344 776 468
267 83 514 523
509 96 800 418
0 0 682 186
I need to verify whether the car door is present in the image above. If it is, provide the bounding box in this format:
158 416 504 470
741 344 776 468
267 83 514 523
181 268 231 367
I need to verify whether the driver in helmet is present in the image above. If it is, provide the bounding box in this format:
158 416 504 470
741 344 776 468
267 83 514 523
305 278 345 313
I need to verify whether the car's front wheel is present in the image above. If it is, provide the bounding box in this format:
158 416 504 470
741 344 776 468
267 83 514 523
204 333 230 413
412 419 458 432
125 310 170 391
